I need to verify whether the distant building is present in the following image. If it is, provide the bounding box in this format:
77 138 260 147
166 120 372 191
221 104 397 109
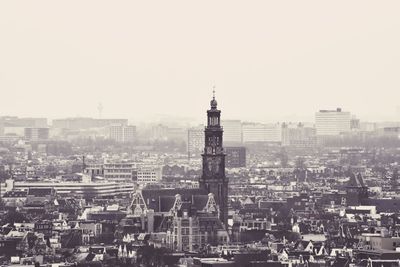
225 147 246 168
221 120 242 144
187 126 204 158
52 118 128 130
150 124 186 142
378 127 400 137
137 166 162 186
350 116 360 131
108 124 136 143
315 108 351 136
0 116 47 128
103 161 134 182
84 163 104 178
10 179 134 199
166 127 186 141
0 135 20 143
2 126 25 136
150 124 168 141
360 122 376 132
281 123 316 147
24 127 49 141
242 123 281 143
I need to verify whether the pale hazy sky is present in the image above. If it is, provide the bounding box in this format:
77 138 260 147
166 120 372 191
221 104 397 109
1 1 400 124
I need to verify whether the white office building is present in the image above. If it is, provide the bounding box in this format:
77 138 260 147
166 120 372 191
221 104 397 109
103 161 134 182
242 123 282 143
315 108 351 136
137 167 162 186
187 126 204 157
108 124 136 142
221 120 242 144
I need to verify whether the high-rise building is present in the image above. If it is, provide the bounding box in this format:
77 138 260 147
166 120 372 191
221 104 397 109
199 93 228 225
108 124 136 143
225 146 246 168
221 120 242 144
187 126 204 158
242 123 282 143
24 128 50 141
315 108 351 136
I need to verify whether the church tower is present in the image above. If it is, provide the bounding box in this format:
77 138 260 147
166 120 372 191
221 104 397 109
199 91 229 225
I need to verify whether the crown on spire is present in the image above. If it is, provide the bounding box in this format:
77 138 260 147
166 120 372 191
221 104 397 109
210 86 218 109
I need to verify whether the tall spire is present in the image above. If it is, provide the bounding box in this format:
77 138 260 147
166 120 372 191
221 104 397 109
213 86 216 100
210 86 218 109
201 90 227 225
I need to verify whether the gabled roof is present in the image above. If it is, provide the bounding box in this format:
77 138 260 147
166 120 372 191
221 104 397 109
142 188 207 212
159 196 176 212
347 172 365 187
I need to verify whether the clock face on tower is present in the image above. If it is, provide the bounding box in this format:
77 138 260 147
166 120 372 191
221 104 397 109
205 157 222 177
211 136 217 147
213 157 221 173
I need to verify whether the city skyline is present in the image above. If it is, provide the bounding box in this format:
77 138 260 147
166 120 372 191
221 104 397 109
3 2 400 266
1 1 400 122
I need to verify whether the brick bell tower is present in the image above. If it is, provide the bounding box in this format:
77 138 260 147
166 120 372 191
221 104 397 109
199 90 228 226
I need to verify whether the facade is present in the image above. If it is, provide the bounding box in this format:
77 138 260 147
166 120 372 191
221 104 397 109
10 180 134 199
199 93 229 225
108 124 136 143
187 126 204 158
281 123 316 147
225 146 246 168
242 123 282 143
84 163 104 178
315 108 351 136
166 212 201 251
221 120 242 144
136 166 162 186
132 189 229 250
24 127 50 141
103 161 134 182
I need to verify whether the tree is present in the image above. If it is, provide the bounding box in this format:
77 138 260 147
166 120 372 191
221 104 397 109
2 210 27 224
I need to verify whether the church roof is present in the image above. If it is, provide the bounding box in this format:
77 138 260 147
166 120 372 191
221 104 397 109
141 188 208 212
347 172 366 187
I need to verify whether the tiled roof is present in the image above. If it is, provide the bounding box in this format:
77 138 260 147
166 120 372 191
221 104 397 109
142 188 207 212
347 172 365 187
